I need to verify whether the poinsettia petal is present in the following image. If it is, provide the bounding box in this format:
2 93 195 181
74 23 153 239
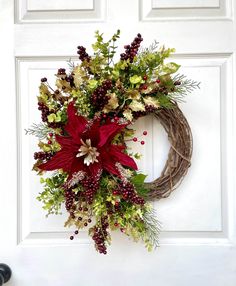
84 118 100 146
98 122 126 148
109 145 138 170
65 102 87 141
38 149 74 172
88 162 102 178
69 157 87 178
100 150 121 176
55 135 78 152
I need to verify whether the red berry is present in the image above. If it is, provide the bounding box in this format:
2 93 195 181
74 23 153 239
48 140 52 144
143 131 147 135
156 79 161 84
143 75 148 81
115 201 119 206
49 133 53 137
141 141 145 145
133 137 138 142
114 223 119 227
103 114 107 118
113 190 118 195
114 116 119 121
142 85 148 90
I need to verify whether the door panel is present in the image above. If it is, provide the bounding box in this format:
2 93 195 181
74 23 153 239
0 0 235 285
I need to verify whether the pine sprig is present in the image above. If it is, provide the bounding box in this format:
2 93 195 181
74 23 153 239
139 40 159 54
25 122 52 140
67 58 75 73
143 207 162 249
173 74 200 99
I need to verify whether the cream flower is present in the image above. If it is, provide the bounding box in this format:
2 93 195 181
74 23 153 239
126 90 141 100
76 139 100 166
103 93 119 113
143 97 160 109
73 66 88 88
123 109 133 121
129 100 145 112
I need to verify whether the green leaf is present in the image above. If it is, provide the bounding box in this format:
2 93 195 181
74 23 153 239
162 62 180 74
158 95 174 108
47 113 57 123
132 173 147 186
88 79 98 89
129 75 142 84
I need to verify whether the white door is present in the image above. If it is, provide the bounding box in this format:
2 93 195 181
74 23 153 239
1 0 236 285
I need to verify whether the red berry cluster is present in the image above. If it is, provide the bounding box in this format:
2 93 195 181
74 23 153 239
174 80 181 86
38 102 50 122
37 102 62 129
57 68 66 76
65 189 75 211
34 151 53 161
106 201 114 215
91 216 109 254
119 182 145 205
132 130 147 145
91 80 112 110
65 74 75 88
41 77 47 82
81 176 100 204
77 46 91 62
120 33 143 63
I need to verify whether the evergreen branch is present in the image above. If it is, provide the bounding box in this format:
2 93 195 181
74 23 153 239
143 207 162 249
139 40 159 54
67 58 75 73
172 74 200 98
25 122 52 140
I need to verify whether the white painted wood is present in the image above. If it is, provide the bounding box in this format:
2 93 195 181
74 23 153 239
141 0 232 20
27 0 94 11
153 0 220 9
0 0 235 285
16 0 106 23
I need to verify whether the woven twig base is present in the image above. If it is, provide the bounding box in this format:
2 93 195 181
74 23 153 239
145 103 193 200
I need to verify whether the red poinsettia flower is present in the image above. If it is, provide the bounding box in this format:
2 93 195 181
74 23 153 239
38 102 137 179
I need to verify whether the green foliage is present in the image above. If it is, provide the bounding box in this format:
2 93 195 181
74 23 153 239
172 74 200 97
142 206 161 250
134 42 176 76
157 95 174 108
132 173 150 197
37 172 67 216
25 123 52 140
72 90 92 117
162 62 180 75
90 30 121 74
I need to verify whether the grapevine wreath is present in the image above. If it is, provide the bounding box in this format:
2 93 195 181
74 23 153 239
26 31 199 254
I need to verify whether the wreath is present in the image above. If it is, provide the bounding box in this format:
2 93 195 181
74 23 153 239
26 31 199 254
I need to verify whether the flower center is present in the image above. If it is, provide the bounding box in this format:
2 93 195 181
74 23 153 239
76 139 100 166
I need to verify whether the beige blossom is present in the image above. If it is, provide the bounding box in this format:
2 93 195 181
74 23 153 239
73 66 88 88
143 96 160 109
129 100 145 112
125 90 141 100
103 93 119 113
123 109 133 121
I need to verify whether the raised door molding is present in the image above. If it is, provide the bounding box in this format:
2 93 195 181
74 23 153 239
15 53 234 246
140 0 233 21
15 0 107 23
